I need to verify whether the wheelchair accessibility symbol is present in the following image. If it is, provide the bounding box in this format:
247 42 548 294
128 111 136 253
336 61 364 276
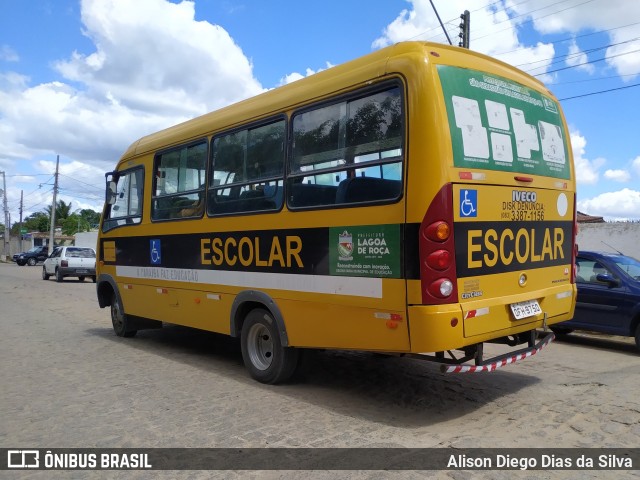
460 189 477 218
150 239 161 265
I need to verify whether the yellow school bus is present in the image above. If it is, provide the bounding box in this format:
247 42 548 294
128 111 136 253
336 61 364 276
96 41 577 383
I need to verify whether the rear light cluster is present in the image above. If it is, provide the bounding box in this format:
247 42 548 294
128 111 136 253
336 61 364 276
419 184 458 304
61 260 69 268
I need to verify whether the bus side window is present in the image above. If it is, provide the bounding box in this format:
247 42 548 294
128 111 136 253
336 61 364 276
152 141 207 221
287 84 404 209
336 177 401 204
209 119 285 215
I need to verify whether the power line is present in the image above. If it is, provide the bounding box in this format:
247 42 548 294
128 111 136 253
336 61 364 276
492 21 640 57
548 72 640 85
534 47 640 76
472 0 595 43
559 82 640 100
516 36 640 71
58 173 102 191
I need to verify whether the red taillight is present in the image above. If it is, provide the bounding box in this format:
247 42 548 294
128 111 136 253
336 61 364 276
426 250 451 270
61 260 68 267
418 184 458 304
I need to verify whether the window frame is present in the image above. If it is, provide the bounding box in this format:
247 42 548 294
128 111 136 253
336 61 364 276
208 115 287 217
151 139 209 222
102 166 145 232
286 79 406 211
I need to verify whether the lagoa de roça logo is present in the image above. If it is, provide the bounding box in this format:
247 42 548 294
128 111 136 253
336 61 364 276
338 231 353 261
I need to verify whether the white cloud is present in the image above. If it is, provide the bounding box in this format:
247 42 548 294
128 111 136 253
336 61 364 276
506 0 640 80
374 0 640 81
0 0 265 215
0 0 264 164
566 40 595 74
56 0 263 115
0 45 19 62
571 130 604 185
372 0 556 79
604 169 630 182
577 188 640 220
279 62 334 86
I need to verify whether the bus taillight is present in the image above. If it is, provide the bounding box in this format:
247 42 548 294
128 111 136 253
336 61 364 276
426 250 451 270
428 278 454 298
425 221 450 241
419 184 458 304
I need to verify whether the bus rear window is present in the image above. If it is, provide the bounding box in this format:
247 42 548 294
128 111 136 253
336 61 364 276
437 65 570 180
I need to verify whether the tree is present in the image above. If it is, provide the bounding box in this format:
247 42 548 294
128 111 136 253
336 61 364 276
44 199 73 227
62 214 91 236
24 212 50 232
78 209 101 229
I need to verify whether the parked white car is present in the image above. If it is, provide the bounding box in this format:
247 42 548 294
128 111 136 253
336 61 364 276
42 246 97 283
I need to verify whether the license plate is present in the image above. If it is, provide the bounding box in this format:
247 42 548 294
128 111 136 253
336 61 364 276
510 299 542 320
77 270 87 273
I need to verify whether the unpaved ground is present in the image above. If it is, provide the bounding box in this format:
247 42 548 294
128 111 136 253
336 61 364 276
1 262 638 479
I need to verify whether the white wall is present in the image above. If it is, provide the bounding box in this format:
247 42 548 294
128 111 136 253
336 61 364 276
75 231 99 250
577 223 640 259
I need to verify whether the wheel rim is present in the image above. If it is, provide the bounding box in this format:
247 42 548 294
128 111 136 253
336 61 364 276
247 323 273 371
28 258 36 266
111 302 124 331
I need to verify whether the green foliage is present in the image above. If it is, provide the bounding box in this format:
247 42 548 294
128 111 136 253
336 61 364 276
43 199 73 225
62 214 91 236
24 212 50 232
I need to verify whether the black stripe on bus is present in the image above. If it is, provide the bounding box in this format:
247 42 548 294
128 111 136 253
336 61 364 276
102 224 422 280
454 220 573 278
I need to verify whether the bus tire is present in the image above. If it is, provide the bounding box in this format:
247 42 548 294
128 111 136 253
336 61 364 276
240 308 299 384
111 292 137 338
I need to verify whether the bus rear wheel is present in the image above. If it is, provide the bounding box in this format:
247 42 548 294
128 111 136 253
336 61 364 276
111 293 137 338
240 308 299 384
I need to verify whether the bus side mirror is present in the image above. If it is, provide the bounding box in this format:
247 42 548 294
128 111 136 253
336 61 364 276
106 181 117 205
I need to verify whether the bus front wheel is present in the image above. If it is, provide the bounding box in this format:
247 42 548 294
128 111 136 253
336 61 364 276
111 293 137 338
240 308 299 384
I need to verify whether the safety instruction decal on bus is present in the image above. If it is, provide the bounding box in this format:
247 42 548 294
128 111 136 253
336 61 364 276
329 225 401 278
437 65 570 180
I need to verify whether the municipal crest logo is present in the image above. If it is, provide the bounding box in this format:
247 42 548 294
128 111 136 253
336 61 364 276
337 231 353 261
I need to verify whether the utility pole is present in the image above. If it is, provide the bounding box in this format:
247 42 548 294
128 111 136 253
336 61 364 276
19 190 24 254
1 170 8 256
459 10 470 49
48 155 60 254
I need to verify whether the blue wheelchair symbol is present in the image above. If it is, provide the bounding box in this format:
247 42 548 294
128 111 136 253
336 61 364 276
460 189 477 218
150 239 161 265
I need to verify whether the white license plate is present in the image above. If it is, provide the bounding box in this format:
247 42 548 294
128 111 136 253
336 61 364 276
510 299 542 320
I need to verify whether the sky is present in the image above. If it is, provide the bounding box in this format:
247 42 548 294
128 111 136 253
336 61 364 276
1 0 639 225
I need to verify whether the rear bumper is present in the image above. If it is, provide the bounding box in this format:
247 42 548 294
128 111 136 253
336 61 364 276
60 267 96 276
442 332 555 373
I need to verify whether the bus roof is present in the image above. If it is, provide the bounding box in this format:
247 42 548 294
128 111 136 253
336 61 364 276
120 41 551 163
